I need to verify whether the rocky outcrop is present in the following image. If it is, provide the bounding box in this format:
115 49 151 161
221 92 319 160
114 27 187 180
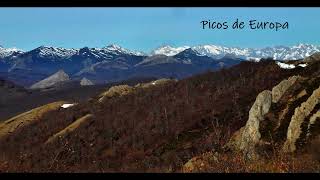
307 111 320 137
239 90 272 158
226 90 272 159
272 76 300 103
227 73 320 156
30 70 70 89
283 86 320 153
99 79 177 102
98 85 134 102
80 77 94 86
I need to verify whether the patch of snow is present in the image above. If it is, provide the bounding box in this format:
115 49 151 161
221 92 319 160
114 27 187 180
61 103 75 109
276 61 296 69
298 63 307 68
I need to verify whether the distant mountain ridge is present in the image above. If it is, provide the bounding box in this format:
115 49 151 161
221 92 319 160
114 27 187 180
1 43 319 60
154 43 320 60
0 43 319 87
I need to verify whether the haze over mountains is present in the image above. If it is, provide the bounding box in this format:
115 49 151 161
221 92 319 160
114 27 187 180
0 43 319 87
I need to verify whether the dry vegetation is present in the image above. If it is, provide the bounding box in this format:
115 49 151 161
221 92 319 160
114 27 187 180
0 60 319 172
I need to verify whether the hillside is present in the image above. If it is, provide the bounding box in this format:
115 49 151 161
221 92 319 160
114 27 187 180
182 55 320 172
0 77 156 121
0 55 319 172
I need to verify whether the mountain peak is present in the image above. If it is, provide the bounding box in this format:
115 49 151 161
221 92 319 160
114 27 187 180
30 46 78 59
56 69 68 75
152 45 190 56
104 44 146 56
0 46 24 59
80 77 94 86
30 70 70 89
105 44 122 50
176 48 202 57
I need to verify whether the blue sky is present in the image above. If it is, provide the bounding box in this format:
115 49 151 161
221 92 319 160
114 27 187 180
0 7 320 53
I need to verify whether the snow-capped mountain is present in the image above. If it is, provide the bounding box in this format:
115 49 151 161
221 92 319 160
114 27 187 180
27 46 78 60
153 43 320 61
75 45 146 60
2 43 319 61
192 45 251 59
10 44 145 62
102 44 146 56
1 43 320 87
0 46 24 59
151 45 190 56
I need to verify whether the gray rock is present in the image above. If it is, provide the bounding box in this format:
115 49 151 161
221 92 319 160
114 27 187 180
239 90 272 159
283 85 320 152
30 70 70 89
272 76 300 103
226 90 272 160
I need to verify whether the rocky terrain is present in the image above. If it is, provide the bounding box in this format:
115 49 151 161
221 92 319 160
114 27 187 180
0 53 319 172
183 53 320 172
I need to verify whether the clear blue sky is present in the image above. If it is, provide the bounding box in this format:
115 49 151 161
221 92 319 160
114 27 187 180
0 7 320 53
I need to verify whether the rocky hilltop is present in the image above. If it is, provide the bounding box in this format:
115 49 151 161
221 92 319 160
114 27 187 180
183 54 320 172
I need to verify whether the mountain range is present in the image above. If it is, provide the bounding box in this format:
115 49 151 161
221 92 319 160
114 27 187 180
0 43 319 87
153 43 320 60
